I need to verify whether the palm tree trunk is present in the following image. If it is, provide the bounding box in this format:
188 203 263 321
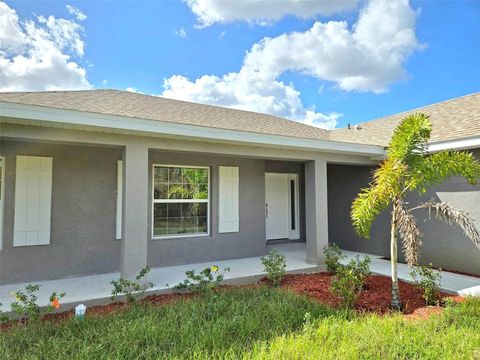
390 201 402 310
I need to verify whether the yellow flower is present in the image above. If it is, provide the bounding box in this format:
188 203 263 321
211 266 219 273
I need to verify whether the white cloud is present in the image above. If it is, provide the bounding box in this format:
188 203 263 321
163 0 420 129
66 5 87 21
126 86 143 94
186 0 358 27
0 1 90 92
175 26 188 38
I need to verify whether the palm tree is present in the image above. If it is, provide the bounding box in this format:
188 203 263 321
351 113 480 310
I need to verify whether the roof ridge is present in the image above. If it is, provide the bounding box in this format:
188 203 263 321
334 91 480 131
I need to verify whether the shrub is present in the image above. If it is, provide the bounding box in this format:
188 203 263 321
10 284 65 322
175 266 230 293
323 243 346 274
261 249 287 287
410 263 441 305
330 255 371 308
0 303 9 323
111 266 154 303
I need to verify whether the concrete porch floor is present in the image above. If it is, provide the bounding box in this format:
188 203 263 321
1 243 479 312
0 243 319 311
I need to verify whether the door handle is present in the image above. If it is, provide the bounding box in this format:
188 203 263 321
265 203 268 218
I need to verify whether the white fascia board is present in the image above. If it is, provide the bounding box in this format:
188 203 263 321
0 101 386 156
428 136 480 153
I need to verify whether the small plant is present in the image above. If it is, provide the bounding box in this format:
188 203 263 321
323 243 346 274
410 263 441 305
352 255 372 285
443 296 457 308
10 284 65 322
111 266 154 303
330 255 371 309
261 249 287 287
175 266 230 293
0 303 10 323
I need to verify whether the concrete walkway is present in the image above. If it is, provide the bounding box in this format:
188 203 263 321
0 243 319 311
341 250 480 297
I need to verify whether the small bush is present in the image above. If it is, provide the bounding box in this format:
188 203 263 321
330 255 371 308
0 303 9 323
443 297 457 308
175 266 230 293
10 284 65 322
111 266 154 303
261 249 287 287
410 263 441 305
323 243 346 274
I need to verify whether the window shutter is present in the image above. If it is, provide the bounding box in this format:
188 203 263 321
14 156 53 246
218 166 239 233
116 160 123 240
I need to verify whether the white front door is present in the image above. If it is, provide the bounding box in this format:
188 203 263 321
265 173 289 240
265 173 299 241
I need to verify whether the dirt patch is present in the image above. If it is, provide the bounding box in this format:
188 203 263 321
280 272 453 315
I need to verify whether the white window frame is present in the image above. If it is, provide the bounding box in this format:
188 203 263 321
0 156 5 250
151 164 210 239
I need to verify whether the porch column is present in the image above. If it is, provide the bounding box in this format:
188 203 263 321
121 143 149 279
305 158 329 265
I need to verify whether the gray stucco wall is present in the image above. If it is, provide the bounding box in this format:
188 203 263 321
328 156 480 275
0 140 307 284
327 164 391 256
147 151 267 267
0 140 122 284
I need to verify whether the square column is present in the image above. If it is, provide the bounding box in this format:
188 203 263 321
121 143 149 279
305 158 329 265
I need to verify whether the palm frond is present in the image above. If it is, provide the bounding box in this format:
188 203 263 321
387 113 432 164
351 159 403 239
394 199 422 266
407 151 480 193
418 201 480 251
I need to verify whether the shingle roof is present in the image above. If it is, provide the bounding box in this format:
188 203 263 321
1 90 479 147
330 92 480 146
0 89 330 140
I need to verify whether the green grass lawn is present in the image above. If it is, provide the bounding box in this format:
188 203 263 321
1 287 479 360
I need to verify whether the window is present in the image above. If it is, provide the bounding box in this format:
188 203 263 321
152 165 209 238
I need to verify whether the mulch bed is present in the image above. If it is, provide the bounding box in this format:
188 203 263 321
0 273 459 331
280 272 453 315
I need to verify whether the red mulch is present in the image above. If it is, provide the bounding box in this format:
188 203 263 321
280 272 454 315
0 273 460 331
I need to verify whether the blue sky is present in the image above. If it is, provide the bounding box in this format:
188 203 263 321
1 0 479 129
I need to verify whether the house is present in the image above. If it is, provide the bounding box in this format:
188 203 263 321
0 90 479 286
